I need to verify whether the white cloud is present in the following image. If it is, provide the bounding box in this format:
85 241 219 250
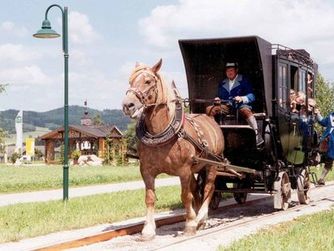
138 0 334 79
69 11 101 45
0 21 28 37
0 65 52 86
0 43 40 63
139 0 334 50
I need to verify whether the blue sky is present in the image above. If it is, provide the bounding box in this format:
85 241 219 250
1 0 334 112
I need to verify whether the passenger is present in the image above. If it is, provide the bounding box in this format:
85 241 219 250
296 91 306 106
217 62 264 146
299 98 317 150
315 109 334 185
290 89 297 113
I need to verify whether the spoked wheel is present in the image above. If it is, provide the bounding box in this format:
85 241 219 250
233 182 248 204
297 169 310 204
209 191 222 210
273 171 291 210
233 192 248 204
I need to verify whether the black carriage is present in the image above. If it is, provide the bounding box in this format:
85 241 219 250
179 35 318 209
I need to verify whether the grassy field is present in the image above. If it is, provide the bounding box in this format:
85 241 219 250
1 163 334 246
0 164 143 193
0 186 182 243
217 165 334 251
219 209 334 251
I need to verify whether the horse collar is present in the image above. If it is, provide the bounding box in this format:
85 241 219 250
136 100 184 146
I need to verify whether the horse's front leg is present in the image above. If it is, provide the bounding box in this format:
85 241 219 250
180 175 197 236
140 174 156 241
196 166 217 227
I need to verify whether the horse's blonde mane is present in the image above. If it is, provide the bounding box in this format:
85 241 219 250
129 63 177 118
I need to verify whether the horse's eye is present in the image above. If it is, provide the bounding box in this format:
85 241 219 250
145 80 151 85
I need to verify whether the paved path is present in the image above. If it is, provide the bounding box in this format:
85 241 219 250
0 177 180 207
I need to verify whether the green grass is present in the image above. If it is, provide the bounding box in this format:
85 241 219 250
217 165 334 251
0 186 182 243
218 209 334 251
0 164 143 193
310 164 334 182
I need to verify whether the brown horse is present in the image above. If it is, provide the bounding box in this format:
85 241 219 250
122 59 224 240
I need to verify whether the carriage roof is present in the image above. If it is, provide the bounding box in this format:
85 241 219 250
178 35 316 117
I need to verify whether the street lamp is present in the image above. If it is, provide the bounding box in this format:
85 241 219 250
33 4 69 200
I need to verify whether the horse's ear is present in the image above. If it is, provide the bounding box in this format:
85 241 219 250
135 61 140 67
151 58 162 73
171 80 176 89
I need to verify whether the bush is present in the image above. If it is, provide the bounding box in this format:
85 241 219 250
10 152 21 164
71 149 81 160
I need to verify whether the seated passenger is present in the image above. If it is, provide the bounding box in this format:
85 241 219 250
290 89 297 112
296 91 306 109
217 62 264 146
291 91 306 113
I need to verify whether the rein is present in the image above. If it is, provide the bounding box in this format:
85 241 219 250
127 65 166 107
129 67 223 161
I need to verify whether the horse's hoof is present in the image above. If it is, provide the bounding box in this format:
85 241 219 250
197 220 206 230
137 234 155 242
184 226 196 236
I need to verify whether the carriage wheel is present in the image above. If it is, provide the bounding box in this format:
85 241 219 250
209 191 222 210
233 192 248 204
273 171 291 210
233 182 248 204
297 169 310 204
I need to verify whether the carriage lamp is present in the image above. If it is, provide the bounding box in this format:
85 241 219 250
33 4 70 201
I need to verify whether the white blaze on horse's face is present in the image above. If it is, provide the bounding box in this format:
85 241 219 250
122 59 162 119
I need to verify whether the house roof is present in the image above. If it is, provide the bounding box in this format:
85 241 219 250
41 124 123 140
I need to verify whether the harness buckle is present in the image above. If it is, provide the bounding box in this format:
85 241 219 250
177 130 184 138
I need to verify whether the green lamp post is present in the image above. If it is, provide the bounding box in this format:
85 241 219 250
33 4 69 200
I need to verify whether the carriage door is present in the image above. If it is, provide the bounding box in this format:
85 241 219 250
287 66 304 164
276 62 290 156
276 63 302 160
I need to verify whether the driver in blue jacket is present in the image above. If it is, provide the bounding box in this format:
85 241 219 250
217 62 263 146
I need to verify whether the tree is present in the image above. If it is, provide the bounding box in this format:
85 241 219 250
124 121 138 156
0 84 7 154
0 128 7 154
92 114 104 126
0 84 7 93
315 73 334 116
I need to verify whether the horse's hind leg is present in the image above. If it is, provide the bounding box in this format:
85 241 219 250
180 175 197 236
140 175 156 241
196 166 217 228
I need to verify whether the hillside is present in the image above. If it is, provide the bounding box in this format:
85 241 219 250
0 106 132 134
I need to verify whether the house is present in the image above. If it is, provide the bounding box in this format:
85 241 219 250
40 104 124 163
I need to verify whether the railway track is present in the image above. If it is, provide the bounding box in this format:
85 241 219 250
33 183 334 251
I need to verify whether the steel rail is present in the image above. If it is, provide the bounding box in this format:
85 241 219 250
34 183 334 251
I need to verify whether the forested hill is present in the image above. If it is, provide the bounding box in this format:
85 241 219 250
0 106 132 134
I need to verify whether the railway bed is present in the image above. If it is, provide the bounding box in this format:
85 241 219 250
29 183 334 251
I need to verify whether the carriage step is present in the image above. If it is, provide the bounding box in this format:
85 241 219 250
253 182 265 190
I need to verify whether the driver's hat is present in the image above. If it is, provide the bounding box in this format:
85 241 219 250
225 62 238 68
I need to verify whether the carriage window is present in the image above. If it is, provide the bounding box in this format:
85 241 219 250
278 63 288 109
298 70 306 93
307 72 314 98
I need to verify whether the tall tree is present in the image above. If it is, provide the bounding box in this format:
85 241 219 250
0 84 7 93
0 84 7 153
315 73 334 116
92 114 104 125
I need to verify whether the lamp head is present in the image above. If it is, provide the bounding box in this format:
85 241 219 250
33 19 60 38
